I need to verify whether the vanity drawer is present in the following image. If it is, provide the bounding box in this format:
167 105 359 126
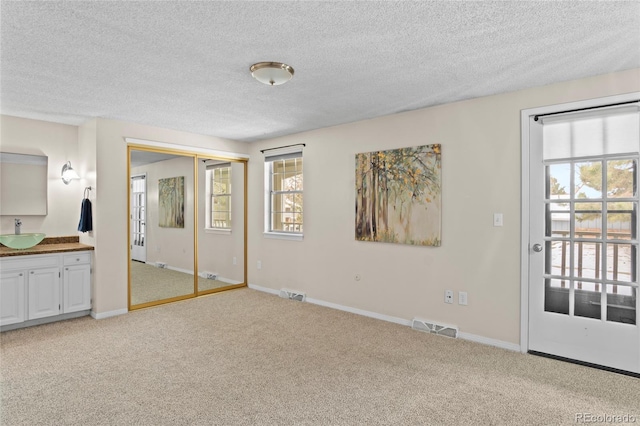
63 252 91 266
1 254 59 271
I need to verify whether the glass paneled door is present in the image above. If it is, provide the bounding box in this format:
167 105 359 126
131 174 146 263
528 103 640 373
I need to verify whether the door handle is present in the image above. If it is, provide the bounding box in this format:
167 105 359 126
532 243 543 252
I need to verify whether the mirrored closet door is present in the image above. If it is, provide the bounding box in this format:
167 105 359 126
128 146 247 310
197 157 246 295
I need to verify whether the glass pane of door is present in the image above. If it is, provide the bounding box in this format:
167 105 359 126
544 157 638 324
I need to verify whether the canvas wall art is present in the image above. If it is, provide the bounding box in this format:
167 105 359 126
159 176 185 228
355 144 441 246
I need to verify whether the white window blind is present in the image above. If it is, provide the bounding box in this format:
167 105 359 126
542 104 639 160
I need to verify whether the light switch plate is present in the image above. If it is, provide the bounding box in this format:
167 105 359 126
493 213 503 227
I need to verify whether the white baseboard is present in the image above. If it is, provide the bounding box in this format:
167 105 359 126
248 283 410 326
248 283 280 296
152 264 240 283
168 265 193 275
91 308 128 320
457 331 521 352
248 283 520 352
217 276 242 285
305 297 412 327
145 262 193 275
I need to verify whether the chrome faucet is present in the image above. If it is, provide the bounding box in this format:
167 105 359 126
15 218 22 235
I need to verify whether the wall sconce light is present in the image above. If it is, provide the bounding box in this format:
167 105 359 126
61 161 80 184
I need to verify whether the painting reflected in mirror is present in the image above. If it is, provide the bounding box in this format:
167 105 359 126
129 149 195 307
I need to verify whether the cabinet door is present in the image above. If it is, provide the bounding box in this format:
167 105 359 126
28 267 61 320
63 264 91 313
0 271 26 326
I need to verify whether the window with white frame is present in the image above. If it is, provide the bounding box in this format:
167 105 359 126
206 163 231 229
265 149 303 235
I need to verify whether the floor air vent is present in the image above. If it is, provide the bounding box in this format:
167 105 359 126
279 289 306 302
411 318 458 338
199 272 217 280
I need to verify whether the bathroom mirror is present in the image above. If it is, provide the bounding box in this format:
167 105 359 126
0 152 48 215
197 157 246 294
129 148 196 307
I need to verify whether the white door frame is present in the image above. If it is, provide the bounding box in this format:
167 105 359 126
520 91 640 354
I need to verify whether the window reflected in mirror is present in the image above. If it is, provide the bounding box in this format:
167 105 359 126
197 158 245 294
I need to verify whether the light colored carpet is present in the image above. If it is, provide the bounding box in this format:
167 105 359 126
1 288 639 425
130 261 234 305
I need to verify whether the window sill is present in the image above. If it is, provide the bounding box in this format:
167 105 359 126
263 232 303 241
205 228 232 235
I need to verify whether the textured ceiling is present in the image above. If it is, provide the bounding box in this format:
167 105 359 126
1 1 639 142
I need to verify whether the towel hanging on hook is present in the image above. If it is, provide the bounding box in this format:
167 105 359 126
79 187 93 233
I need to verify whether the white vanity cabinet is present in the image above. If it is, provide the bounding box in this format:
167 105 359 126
0 270 26 325
62 253 92 313
0 251 92 329
27 266 61 320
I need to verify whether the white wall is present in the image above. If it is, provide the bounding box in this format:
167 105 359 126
78 119 97 248
0 116 82 236
246 69 640 345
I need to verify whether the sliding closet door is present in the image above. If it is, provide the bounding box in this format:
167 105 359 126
197 157 246 294
129 148 196 308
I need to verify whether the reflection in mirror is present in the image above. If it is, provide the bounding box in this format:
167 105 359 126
129 148 195 307
0 152 48 215
197 158 246 293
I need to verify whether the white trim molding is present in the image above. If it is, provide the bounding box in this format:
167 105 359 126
263 232 304 241
458 332 521 352
91 308 128 320
125 137 249 160
248 283 280 295
305 297 412 327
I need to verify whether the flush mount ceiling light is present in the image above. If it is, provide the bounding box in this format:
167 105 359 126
250 62 294 86
61 161 80 184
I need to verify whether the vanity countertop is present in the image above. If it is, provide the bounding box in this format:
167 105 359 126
0 236 94 258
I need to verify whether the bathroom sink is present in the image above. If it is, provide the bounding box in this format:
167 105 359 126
0 233 46 249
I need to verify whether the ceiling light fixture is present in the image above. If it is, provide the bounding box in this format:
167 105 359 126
61 161 80 184
250 62 294 86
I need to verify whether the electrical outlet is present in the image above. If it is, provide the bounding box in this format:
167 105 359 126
257 260 262 270
493 213 503 227
459 291 468 306
445 290 454 304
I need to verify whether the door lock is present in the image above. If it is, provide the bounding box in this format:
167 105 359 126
532 243 543 252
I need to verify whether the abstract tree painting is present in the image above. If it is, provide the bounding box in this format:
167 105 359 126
159 176 185 228
355 144 441 246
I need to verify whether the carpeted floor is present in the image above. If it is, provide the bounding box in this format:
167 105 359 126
130 261 234 305
1 288 639 425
